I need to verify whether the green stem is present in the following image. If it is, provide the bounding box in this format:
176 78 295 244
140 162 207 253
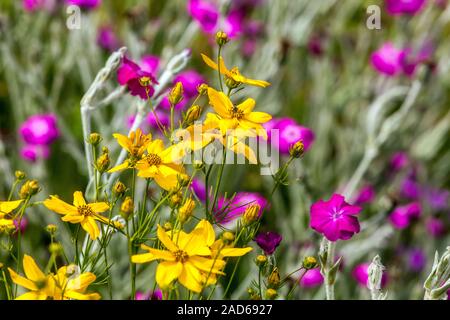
217 46 224 92
7 180 19 201
325 240 336 300
211 146 226 214
2 270 12 300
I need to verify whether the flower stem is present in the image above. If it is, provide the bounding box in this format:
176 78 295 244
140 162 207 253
325 240 336 300
217 46 224 92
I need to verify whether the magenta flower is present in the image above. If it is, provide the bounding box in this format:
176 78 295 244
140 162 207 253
187 0 219 34
97 26 120 52
371 42 405 76
19 114 59 145
401 42 434 76
389 202 421 229
23 0 56 12
299 268 324 288
353 185 376 206
310 194 362 242
159 92 189 110
173 70 206 98
385 0 426 15
191 178 207 202
13 217 28 234
65 0 101 9
400 174 421 200
241 39 257 58
140 55 161 75
135 289 162 300
223 10 244 38
307 35 324 57
424 187 449 211
146 110 170 132
352 263 388 287
255 231 282 255
265 118 315 155
407 248 426 272
390 152 409 171
214 192 268 225
426 218 446 237
117 57 158 100
20 144 50 163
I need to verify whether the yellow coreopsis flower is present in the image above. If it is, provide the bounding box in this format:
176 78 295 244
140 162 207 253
108 128 152 173
0 199 23 229
43 191 110 240
171 123 220 158
201 54 270 88
131 220 226 293
8 255 100 300
135 139 187 191
205 87 272 139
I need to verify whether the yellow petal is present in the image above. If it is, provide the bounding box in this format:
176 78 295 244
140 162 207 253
242 78 271 88
67 272 96 291
237 98 256 114
8 268 38 291
0 218 14 226
157 225 179 252
146 248 176 261
89 202 109 213
73 191 86 207
15 291 47 300
23 255 45 282
80 217 100 240
64 290 101 300
180 229 211 256
154 173 179 191
113 133 132 153
194 220 215 247
131 253 156 264
189 256 225 274
43 196 78 215
220 247 253 257
201 53 219 71
107 160 131 173
155 261 183 289
207 87 233 118
0 200 23 214
62 215 84 223
147 139 165 154
225 136 257 164
178 261 203 293
245 111 272 124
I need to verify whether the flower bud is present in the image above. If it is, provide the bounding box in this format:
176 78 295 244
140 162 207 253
169 82 184 106
169 192 183 208
19 180 40 199
242 204 260 226
197 83 208 95
113 220 125 230
265 288 278 300
225 74 240 89
177 174 191 188
88 133 102 146
0 262 3 269
184 105 202 125
222 231 235 243
179 198 195 224
96 147 110 173
193 160 205 171
302 256 318 270
120 196 134 220
139 76 153 87
267 267 281 288
289 140 304 158
163 222 173 231
255 255 268 267
15 170 26 181
113 181 127 197
49 243 63 255
45 224 58 235
215 31 229 46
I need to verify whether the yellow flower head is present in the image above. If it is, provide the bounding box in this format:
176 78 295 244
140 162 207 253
0 199 23 231
205 87 272 139
108 129 152 173
43 191 110 240
201 54 270 88
135 139 187 191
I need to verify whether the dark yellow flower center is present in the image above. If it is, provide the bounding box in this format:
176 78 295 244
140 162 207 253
145 153 162 166
173 250 188 263
230 107 244 120
78 205 93 217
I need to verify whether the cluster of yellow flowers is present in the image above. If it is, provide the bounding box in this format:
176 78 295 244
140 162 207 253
1 32 275 299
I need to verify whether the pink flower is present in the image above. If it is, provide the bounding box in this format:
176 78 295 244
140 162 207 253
19 114 59 145
173 70 206 98
65 0 101 9
390 152 409 171
20 144 50 163
401 42 435 76
385 0 426 16
352 262 388 287
389 202 421 229
214 192 268 225
140 55 161 75
426 218 446 237
310 194 362 242
254 231 282 255
299 268 324 288
146 110 170 132
13 217 28 234
371 42 405 76
353 185 376 206
191 178 207 202
97 26 120 52
223 10 244 38
407 248 426 272
187 0 219 34
400 174 421 200
135 289 162 300
265 118 315 155
22 0 56 12
117 57 158 100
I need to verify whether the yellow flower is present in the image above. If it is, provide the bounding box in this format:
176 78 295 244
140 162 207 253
108 129 152 173
132 220 226 293
205 87 272 139
8 255 100 300
201 54 270 88
43 191 110 240
0 199 23 229
171 124 219 158
135 139 187 191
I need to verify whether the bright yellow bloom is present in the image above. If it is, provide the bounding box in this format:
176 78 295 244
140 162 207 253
0 199 23 229
171 123 219 158
205 87 271 139
108 128 152 173
132 220 226 293
201 54 270 88
8 255 100 300
135 139 187 191
43 191 110 240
